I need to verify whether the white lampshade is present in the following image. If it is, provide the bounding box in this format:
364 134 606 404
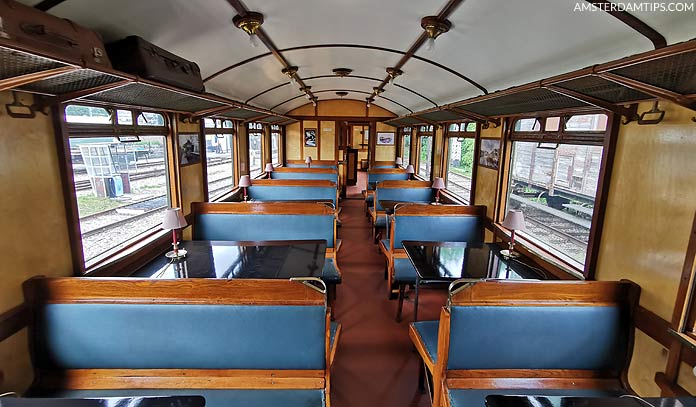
161 207 187 230
305 156 313 164
395 157 403 165
238 175 251 187
405 164 415 174
432 177 445 189
264 163 274 172
502 209 527 231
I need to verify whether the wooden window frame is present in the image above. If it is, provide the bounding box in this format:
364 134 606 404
497 110 618 279
202 118 236 202
247 122 265 179
442 121 478 204
416 125 435 180
58 102 175 276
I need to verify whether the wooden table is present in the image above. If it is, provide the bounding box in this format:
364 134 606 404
403 241 550 321
133 240 327 279
0 396 205 407
485 395 696 407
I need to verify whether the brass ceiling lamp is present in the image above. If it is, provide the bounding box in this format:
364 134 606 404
332 68 353 77
300 86 312 100
366 97 371 108
386 67 403 84
373 87 384 98
233 12 264 48
420 16 451 52
282 66 298 85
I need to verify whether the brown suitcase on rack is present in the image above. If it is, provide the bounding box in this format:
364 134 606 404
0 0 111 68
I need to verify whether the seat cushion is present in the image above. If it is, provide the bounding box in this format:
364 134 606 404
365 195 374 203
411 320 439 364
28 389 326 407
374 214 387 227
379 239 391 254
322 258 342 284
448 388 627 407
393 258 417 283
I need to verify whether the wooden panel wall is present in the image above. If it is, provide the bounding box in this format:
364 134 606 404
0 91 74 392
473 125 503 242
286 122 302 161
594 101 696 395
375 122 396 162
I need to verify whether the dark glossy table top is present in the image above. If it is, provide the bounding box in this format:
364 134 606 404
0 396 205 407
134 240 326 279
402 241 551 281
485 396 696 407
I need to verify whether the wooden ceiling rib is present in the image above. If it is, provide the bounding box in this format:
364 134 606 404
585 0 667 49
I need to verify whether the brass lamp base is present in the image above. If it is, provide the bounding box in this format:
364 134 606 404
500 249 520 258
165 249 187 259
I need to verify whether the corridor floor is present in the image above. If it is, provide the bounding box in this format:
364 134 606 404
330 198 445 407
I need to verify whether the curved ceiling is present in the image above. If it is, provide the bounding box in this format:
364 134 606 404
20 0 696 116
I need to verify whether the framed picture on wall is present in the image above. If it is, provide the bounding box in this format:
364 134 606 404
377 132 395 145
304 128 317 147
178 133 201 166
479 138 500 169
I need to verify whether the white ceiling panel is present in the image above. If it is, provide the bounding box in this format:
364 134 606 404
631 5 696 45
421 0 653 94
243 0 434 51
35 0 267 78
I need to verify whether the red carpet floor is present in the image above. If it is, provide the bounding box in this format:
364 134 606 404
331 199 446 407
345 171 367 199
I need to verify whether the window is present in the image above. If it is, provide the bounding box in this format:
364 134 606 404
204 118 235 201
271 125 281 166
65 105 170 268
401 127 411 166
418 135 433 179
445 122 476 202
417 125 434 179
505 113 609 270
248 122 263 178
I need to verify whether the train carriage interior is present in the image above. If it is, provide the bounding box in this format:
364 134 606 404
0 0 695 406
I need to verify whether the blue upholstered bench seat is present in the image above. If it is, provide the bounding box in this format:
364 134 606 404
411 320 439 363
365 194 374 203
368 208 387 227
447 389 628 407
379 239 390 252
393 258 417 283
29 389 326 407
330 321 339 349
323 258 341 284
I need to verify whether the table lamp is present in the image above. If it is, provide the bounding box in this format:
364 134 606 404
162 207 187 259
264 163 274 178
405 164 415 180
432 177 445 204
305 156 312 168
501 209 527 258
239 175 251 201
395 157 403 166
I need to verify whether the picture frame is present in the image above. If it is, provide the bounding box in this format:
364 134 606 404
178 133 201 166
479 138 500 169
304 128 317 147
376 132 395 145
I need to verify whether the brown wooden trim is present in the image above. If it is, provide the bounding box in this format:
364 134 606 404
367 168 407 174
445 377 622 389
85 231 172 277
286 159 337 166
41 80 132 107
0 303 31 342
289 115 395 121
585 1 667 49
0 66 78 92
35 369 325 390
598 72 696 112
544 85 637 119
192 201 335 216
433 307 452 407
273 167 337 174
51 103 85 275
25 278 326 306
408 324 436 372
394 204 486 217
447 369 617 379
655 372 693 397
448 280 638 306
34 0 68 11
250 179 337 187
376 180 432 189
584 113 620 279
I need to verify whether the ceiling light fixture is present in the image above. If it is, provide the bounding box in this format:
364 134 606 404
282 66 298 85
336 91 348 98
421 16 451 52
312 97 318 107
386 67 403 84
332 68 353 77
373 87 383 97
366 98 371 108
233 12 264 48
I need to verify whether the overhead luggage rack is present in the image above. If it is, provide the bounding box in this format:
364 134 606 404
0 44 295 123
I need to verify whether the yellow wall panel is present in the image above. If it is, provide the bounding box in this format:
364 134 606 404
375 122 396 161
319 121 336 160
627 330 667 395
317 99 365 116
474 125 503 219
0 92 74 392
678 361 696 394
286 122 301 160
368 103 395 117
289 103 315 116
595 102 696 321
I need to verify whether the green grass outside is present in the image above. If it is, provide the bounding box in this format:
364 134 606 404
77 195 123 217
